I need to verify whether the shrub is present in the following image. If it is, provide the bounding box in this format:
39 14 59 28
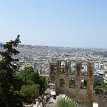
57 98 76 107
20 84 39 103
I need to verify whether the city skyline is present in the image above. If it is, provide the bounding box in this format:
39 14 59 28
0 0 107 48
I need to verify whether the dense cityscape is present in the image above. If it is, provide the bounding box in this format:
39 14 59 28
1 43 107 73
0 43 107 107
0 0 107 107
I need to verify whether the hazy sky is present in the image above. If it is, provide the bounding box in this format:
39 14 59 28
0 0 107 48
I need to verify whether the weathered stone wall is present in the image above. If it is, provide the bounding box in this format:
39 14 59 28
50 60 94 107
50 60 107 107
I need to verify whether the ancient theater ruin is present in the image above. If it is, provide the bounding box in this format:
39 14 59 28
50 60 107 107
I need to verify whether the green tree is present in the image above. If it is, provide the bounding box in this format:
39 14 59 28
0 35 23 107
16 66 35 85
20 84 39 103
17 66 47 103
94 80 107 90
31 72 47 94
24 66 34 74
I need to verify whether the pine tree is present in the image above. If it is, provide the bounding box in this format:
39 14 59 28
0 35 23 107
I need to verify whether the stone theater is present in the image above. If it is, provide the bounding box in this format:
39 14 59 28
50 60 107 107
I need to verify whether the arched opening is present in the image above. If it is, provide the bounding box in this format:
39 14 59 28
80 79 87 89
69 79 75 88
59 79 65 87
60 61 65 73
81 62 88 76
70 61 76 75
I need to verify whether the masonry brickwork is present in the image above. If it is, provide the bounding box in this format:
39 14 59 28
50 60 107 107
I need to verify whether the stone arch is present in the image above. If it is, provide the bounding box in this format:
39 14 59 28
69 78 75 88
81 62 88 76
60 61 66 73
80 79 87 89
70 61 76 75
59 78 65 87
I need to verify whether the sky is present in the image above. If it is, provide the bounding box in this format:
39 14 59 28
0 0 107 48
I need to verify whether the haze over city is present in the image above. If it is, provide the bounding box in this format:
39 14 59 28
0 0 107 48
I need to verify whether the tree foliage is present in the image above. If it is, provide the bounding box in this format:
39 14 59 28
0 35 23 107
0 36 48 106
17 66 47 103
94 80 107 90
20 84 39 103
31 72 47 94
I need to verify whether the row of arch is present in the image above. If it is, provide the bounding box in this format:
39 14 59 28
59 78 87 89
60 61 91 76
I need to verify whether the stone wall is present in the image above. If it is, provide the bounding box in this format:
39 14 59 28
50 60 94 107
50 60 107 107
